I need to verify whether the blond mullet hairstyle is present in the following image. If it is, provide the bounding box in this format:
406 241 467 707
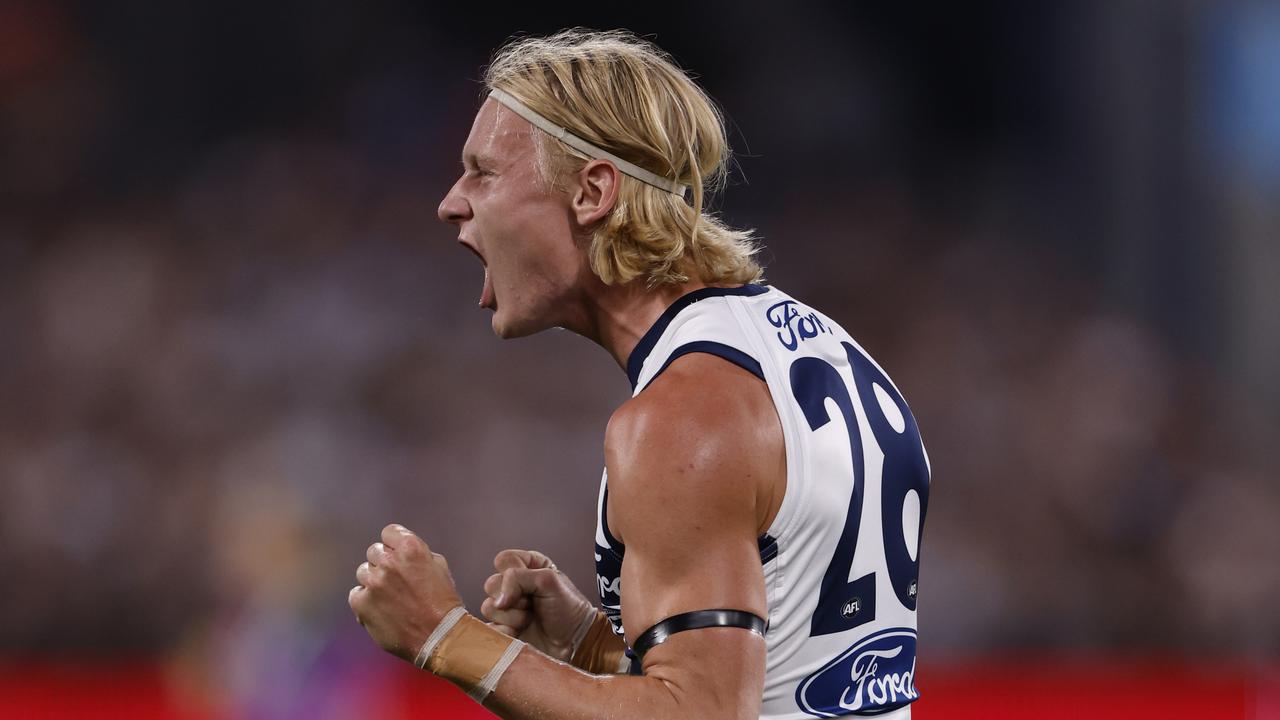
484 29 763 287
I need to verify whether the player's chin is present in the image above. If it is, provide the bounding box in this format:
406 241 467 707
489 310 543 339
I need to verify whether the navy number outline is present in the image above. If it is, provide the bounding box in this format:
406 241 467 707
790 342 929 637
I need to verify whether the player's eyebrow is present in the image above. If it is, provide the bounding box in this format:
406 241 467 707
462 151 497 169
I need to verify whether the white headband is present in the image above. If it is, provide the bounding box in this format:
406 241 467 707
488 88 689 198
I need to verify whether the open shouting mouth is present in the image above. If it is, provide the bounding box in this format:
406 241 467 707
460 239 495 309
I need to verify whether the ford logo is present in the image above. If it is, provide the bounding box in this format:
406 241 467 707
796 628 918 717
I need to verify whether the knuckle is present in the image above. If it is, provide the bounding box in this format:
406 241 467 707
533 569 555 589
497 549 533 570
494 550 517 570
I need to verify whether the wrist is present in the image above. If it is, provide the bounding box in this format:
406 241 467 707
415 608 526 704
414 606 468 669
569 608 629 675
566 601 599 661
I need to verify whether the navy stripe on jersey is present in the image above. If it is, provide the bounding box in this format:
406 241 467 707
759 533 779 564
649 341 765 385
627 284 770 390
600 485 625 556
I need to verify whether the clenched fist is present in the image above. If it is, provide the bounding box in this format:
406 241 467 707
348 524 464 661
480 549 595 661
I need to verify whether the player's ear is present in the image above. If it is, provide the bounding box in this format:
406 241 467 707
572 159 619 228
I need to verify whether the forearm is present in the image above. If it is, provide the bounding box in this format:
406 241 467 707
483 648 689 720
481 638 757 717
350 527 762 718
428 614 758 720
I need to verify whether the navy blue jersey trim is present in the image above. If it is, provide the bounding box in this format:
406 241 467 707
600 485 625 556
650 341 765 386
758 533 779 564
626 284 769 390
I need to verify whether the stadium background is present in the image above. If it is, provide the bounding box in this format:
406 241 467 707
1 1 1277 718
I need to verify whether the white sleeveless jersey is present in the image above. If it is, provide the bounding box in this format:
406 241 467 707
594 284 930 719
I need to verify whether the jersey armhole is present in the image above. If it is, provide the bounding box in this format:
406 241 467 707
647 341 765 384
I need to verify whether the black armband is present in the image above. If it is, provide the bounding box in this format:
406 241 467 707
631 609 766 661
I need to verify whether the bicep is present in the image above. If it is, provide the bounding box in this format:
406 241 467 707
618 518 767 650
619 525 767 715
610 416 770 649
605 388 773 715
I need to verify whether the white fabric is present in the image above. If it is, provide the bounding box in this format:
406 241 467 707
488 88 688 197
596 285 929 719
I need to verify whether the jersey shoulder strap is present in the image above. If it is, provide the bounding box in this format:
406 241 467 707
629 284 774 394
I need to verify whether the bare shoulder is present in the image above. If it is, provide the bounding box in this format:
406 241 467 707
604 353 785 542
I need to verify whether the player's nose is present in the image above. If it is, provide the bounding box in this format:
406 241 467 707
438 179 472 225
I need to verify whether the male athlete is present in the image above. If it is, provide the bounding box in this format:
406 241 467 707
348 29 930 719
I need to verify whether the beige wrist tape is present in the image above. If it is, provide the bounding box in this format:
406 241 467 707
567 604 598 659
414 607 525 704
569 610 630 675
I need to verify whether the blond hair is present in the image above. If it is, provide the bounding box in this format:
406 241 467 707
483 29 763 287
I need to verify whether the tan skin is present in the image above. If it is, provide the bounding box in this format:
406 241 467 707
348 98 786 720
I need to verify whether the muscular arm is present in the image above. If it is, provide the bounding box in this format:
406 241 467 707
353 355 785 720
485 355 784 719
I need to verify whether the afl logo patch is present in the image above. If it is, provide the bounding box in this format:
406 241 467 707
795 628 918 717
841 598 861 618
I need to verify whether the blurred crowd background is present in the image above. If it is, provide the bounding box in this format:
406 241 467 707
1 0 1277 716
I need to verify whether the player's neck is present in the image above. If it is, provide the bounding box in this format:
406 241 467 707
578 277 716 377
